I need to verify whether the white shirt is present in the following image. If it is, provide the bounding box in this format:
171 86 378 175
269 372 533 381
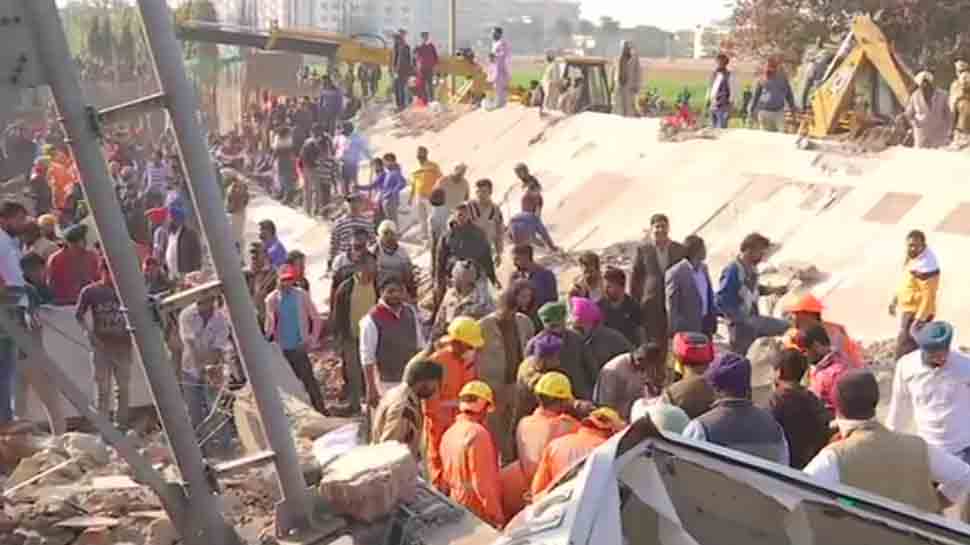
165 227 182 276
886 350 970 454
690 262 710 316
804 420 970 504
178 303 233 376
358 302 426 368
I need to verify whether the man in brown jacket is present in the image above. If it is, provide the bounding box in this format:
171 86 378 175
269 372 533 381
630 214 685 355
478 282 535 461
372 358 443 460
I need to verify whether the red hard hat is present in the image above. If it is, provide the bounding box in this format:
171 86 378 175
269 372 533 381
785 293 824 314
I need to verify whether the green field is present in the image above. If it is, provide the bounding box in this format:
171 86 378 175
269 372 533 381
511 68 755 113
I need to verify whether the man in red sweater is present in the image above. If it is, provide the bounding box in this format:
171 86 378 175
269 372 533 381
414 32 439 104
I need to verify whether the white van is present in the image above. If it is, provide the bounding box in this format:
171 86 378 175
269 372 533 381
496 422 970 545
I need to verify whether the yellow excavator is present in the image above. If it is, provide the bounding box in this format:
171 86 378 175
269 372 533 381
176 21 613 111
799 14 915 137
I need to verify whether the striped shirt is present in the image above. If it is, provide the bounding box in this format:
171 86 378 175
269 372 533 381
143 161 172 194
328 214 375 267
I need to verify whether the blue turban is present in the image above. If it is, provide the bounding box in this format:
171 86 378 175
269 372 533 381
915 321 954 351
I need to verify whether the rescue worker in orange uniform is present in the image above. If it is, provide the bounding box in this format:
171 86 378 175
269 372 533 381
531 407 626 500
782 293 863 367
440 380 506 528
425 316 485 492
516 372 581 491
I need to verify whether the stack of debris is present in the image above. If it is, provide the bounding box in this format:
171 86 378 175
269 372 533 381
390 104 473 138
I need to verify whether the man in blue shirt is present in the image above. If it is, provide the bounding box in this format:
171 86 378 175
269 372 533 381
511 244 558 309
258 219 288 269
358 153 407 225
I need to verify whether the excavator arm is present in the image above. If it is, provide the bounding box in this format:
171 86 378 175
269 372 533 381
176 21 489 104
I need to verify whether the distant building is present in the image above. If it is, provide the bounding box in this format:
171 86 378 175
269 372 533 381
693 24 730 59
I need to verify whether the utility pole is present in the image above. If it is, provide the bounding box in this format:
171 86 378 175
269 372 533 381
21 2 239 545
449 0 456 96
135 0 314 536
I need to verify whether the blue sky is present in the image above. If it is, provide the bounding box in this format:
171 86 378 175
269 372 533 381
578 0 733 31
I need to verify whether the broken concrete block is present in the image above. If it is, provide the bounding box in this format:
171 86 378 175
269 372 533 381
0 422 42 468
235 387 356 453
144 517 177 545
6 449 78 488
318 441 418 523
53 433 110 467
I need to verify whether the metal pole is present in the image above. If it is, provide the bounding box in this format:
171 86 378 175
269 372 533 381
134 0 313 535
21 3 238 545
449 0 456 96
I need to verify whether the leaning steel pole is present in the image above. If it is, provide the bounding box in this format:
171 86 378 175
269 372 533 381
22 2 238 545
135 0 312 535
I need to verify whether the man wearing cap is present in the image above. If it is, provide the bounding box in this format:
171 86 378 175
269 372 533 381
478 283 535 461
683 352 790 465
716 232 789 356
906 71 952 149
662 332 717 418
435 203 497 301
424 316 484 491
155 206 202 281
373 358 443 461
359 276 425 406
433 260 494 338
595 342 665 421
516 372 580 484
531 406 625 500
768 349 832 469
887 321 970 464
440 381 506 527
328 193 375 272
806 370 970 514
76 260 134 427
46 224 99 306
782 292 862 367
373 220 416 297
265 264 326 414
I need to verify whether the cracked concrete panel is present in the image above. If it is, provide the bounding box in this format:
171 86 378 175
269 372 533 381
862 192 922 224
936 202 970 236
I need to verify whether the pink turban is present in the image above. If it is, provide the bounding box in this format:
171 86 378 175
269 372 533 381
570 297 602 327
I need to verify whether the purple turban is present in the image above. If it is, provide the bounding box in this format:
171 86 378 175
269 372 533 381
532 332 564 357
704 352 752 398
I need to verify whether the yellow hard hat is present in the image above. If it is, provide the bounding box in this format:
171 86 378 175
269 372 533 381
444 316 485 349
458 380 495 407
37 214 57 229
533 372 574 400
587 407 625 432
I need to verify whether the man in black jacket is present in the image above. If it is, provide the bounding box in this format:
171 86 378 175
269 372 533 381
391 30 414 112
434 203 497 321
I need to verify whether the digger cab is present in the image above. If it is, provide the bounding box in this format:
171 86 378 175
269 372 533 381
559 56 612 113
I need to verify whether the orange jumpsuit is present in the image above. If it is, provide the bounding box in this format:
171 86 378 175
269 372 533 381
425 348 478 491
515 408 579 487
784 321 863 367
440 412 506 528
531 425 611 500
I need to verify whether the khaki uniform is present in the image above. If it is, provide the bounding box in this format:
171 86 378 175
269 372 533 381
371 384 423 460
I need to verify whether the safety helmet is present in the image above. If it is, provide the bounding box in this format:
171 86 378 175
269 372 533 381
785 293 824 315
533 371 574 400
586 407 625 432
459 380 495 407
444 316 485 349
